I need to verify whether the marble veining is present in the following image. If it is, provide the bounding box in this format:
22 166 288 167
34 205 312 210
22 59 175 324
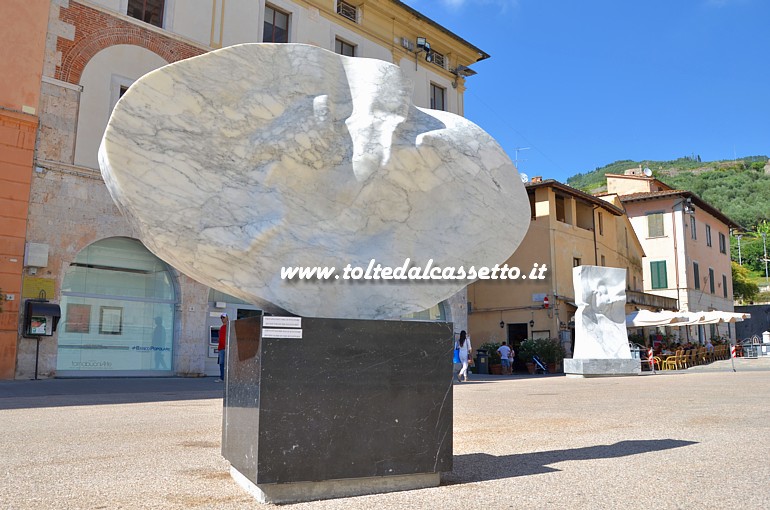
572 266 631 359
99 43 529 318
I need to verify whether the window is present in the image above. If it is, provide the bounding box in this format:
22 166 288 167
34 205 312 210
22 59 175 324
693 262 700 289
709 268 715 294
109 75 135 115
57 238 176 375
430 83 445 111
528 192 536 220
690 215 697 240
723 274 728 298
335 38 355 57
600 255 606 266
128 0 164 27
598 212 604 236
719 232 727 254
573 257 581 267
650 260 668 289
264 5 289 43
705 224 712 247
336 0 357 22
647 212 664 237
556 195 567 223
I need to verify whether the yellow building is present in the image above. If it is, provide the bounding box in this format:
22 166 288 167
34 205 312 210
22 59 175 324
468 178 676 364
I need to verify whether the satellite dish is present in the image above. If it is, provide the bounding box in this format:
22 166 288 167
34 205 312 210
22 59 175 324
643 167 652 177
520 173 529 183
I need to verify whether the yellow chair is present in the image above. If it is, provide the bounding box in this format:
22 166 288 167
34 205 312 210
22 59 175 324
662 349 684 370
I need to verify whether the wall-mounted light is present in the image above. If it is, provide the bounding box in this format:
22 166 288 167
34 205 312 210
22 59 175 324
450 64 478 88
684 197 695 214
499 311 504 329
416 37 430 52
415 37 433 68
529 319 535 328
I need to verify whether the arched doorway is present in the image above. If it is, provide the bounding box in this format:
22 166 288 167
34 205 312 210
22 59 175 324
56 237 177 377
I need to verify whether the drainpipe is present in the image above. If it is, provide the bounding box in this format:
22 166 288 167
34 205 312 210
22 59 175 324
592 205 599 265
671 202 682 309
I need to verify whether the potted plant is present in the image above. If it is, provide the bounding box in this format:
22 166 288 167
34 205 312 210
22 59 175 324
478 341 502 374
518 338 565 374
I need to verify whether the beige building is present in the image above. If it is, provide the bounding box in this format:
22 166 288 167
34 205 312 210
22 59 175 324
467 178 675 362
606 172 740 342
6 0 489 379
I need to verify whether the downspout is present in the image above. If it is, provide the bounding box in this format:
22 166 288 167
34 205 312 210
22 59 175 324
671 202 686 341
671 204 682 308
592 205 599 265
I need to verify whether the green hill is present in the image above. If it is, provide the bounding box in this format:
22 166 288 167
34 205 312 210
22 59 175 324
566 156 770 229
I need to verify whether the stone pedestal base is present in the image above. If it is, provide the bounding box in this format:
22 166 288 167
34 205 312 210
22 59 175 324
222 316 454 504
231 467 439 504
564 358 641 378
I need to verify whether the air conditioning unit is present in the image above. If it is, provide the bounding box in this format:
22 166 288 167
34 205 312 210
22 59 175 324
401 37 414 52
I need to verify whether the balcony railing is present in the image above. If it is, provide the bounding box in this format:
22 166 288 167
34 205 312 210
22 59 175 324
626 290 678 311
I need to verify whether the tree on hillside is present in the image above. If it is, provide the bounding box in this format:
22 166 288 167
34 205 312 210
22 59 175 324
733 261 759 303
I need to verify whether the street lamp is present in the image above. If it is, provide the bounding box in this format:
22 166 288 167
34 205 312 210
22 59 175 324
763 232 768 285
737 234 742 265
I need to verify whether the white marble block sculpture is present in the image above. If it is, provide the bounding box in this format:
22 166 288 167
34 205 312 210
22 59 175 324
99 43 530 319
572 266 630 359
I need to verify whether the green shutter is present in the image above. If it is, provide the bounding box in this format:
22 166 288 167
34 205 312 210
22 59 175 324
651 261 667 289
647 213 664 237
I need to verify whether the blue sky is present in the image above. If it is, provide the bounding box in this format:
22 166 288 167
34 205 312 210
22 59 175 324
406 0 770 183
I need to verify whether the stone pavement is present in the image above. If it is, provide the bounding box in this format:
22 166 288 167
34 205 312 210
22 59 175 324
2 358 770 509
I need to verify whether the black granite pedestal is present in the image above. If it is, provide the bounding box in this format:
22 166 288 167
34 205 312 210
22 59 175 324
222 316 454 504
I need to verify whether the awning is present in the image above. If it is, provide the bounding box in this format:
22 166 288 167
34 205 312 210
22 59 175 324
626 310 750 328
625 310 689 327
26 301 61 318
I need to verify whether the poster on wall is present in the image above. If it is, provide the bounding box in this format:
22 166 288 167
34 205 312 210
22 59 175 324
65 303 91 333
30 316 48 335
99 306 123 335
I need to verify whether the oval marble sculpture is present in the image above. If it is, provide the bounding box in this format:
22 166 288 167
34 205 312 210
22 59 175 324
99 43 530 319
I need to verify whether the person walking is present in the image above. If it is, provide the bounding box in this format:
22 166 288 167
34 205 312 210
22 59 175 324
498 342 512 375
216 313 228 382
456 330 472 382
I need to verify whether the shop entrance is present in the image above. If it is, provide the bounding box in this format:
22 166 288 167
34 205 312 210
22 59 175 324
56 237 177 377
507 323 529 372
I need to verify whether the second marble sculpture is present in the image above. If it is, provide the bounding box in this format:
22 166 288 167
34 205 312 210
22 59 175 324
99 43 530 319
572 266 630 359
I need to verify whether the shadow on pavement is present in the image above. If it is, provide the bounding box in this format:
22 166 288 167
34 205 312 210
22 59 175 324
0 377 223 410
443 439 697 483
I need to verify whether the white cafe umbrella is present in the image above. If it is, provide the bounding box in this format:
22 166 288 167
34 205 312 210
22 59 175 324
700 311 750 323
625 310 689 327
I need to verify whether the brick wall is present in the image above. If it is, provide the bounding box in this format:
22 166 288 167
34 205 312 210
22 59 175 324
55 1 205 85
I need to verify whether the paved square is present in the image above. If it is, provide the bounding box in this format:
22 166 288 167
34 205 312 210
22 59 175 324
1 359 769 509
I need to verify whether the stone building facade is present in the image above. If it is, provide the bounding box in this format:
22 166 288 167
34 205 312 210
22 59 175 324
5 0 487 378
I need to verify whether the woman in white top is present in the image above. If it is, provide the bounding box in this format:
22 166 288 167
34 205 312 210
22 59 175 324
456 330 472 382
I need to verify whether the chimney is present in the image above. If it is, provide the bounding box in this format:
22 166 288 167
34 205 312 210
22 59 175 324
531 176 542 183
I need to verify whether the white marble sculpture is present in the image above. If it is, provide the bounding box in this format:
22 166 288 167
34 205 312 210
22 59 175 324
99 43 530 319
572 266 630 359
